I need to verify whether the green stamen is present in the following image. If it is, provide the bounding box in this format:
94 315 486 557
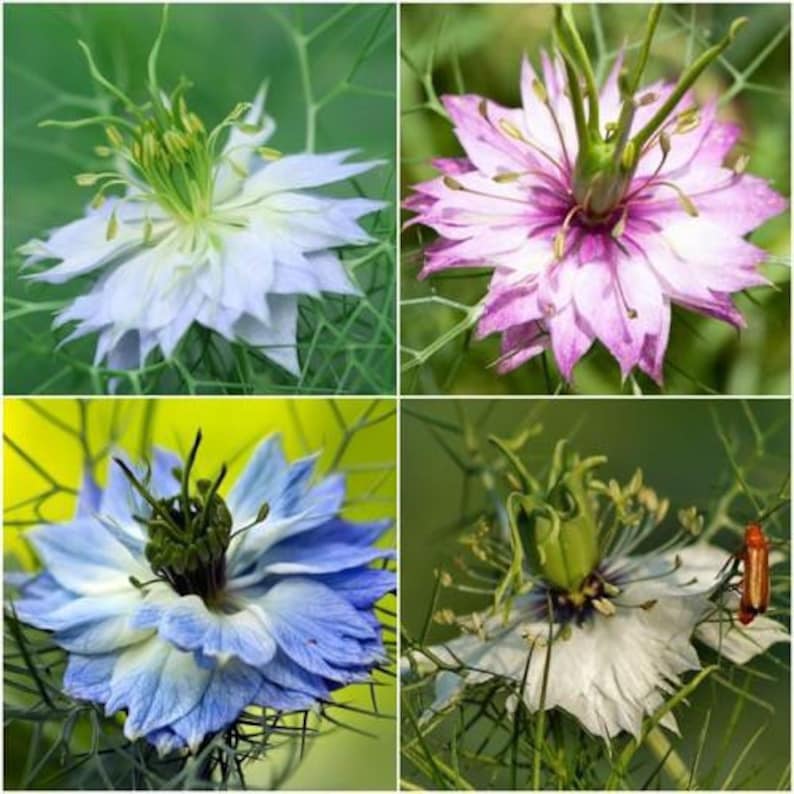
41 8 262 228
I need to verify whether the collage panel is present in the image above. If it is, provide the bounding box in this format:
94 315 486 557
5 3 396 396
1 1 793 793
400 3 790 396
400 399 790 789
4 398 396 789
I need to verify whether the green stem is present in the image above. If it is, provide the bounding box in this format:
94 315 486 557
147 5 169 96
630 16 748 154
554 10 590 146
644 726 692 790
77 41 144 121
532 601 555 790
626 4 663 96
558 4 601 136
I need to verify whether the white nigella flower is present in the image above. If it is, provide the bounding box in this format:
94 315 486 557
402 442 789 740
20 12 385 376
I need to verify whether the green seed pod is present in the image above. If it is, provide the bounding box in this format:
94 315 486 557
516 443 604 592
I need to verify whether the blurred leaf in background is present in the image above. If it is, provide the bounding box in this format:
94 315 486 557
400 398 790 789
401 3 790 395
4 398 396 790
5 4 396 395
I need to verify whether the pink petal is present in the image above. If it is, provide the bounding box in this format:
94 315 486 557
519 56 571 165
573 259 644 379
637 298 671 385
548 303 594 380
442 94 534 176
431 156 473 175
495 322 548 373
477 284 542 338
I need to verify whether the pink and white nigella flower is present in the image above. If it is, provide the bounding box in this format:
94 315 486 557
406 18 786 384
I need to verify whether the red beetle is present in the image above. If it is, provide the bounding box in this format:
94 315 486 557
735 522 771 626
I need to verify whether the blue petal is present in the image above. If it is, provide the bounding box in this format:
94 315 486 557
28 519 149 595
226 435 290 522
100 452 144 525
256 579 382 680
107 637 212 739
259 649 330 700
63 652 117 702
56 614 149 653
15 575 148 652
257 517 393 575
96 515 147 556
302 517 393 547
276 454 320 517
5 571 37 589
313 567 396 608
149 447 182 499
169 659 261 750
11 572 74 623
146 727 186 757
260 539 393 575
75 467 102 519
227 473 348 578
298 473 346 529
253 678 318 712
147 593 278 667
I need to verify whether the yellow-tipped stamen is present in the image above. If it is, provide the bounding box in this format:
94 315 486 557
532 78 548 104
75 173 101 187
657 181 699 217
499 118 528 143
105 211 119 241
592 597 616 617
733 152 750 175
443 176 465 191
257 146 282 161
105 125 124 148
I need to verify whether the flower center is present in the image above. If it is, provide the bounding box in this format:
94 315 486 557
549 570 621 625
47 7 267 237
141 482 232 603
116 430 261 606
119 101 215 223
555 7 747 226
86 92 254 233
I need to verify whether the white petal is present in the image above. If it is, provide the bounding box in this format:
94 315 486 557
271 249 360 297
107 636 212 739
234 150 382 202
232 295 299 375
695 594 789 665
214 85 277 203
414 591 703 740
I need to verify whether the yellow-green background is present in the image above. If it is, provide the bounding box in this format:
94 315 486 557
4 398 396 789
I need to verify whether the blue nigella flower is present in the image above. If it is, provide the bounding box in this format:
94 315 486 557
10 432 395 755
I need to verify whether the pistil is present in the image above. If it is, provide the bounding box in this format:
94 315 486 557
116 431 267 605
557 4 747 223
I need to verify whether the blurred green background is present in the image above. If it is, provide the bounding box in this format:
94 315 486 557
401 399 790 788
401 3 790 395
4 398 396 789
5 4 396 395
